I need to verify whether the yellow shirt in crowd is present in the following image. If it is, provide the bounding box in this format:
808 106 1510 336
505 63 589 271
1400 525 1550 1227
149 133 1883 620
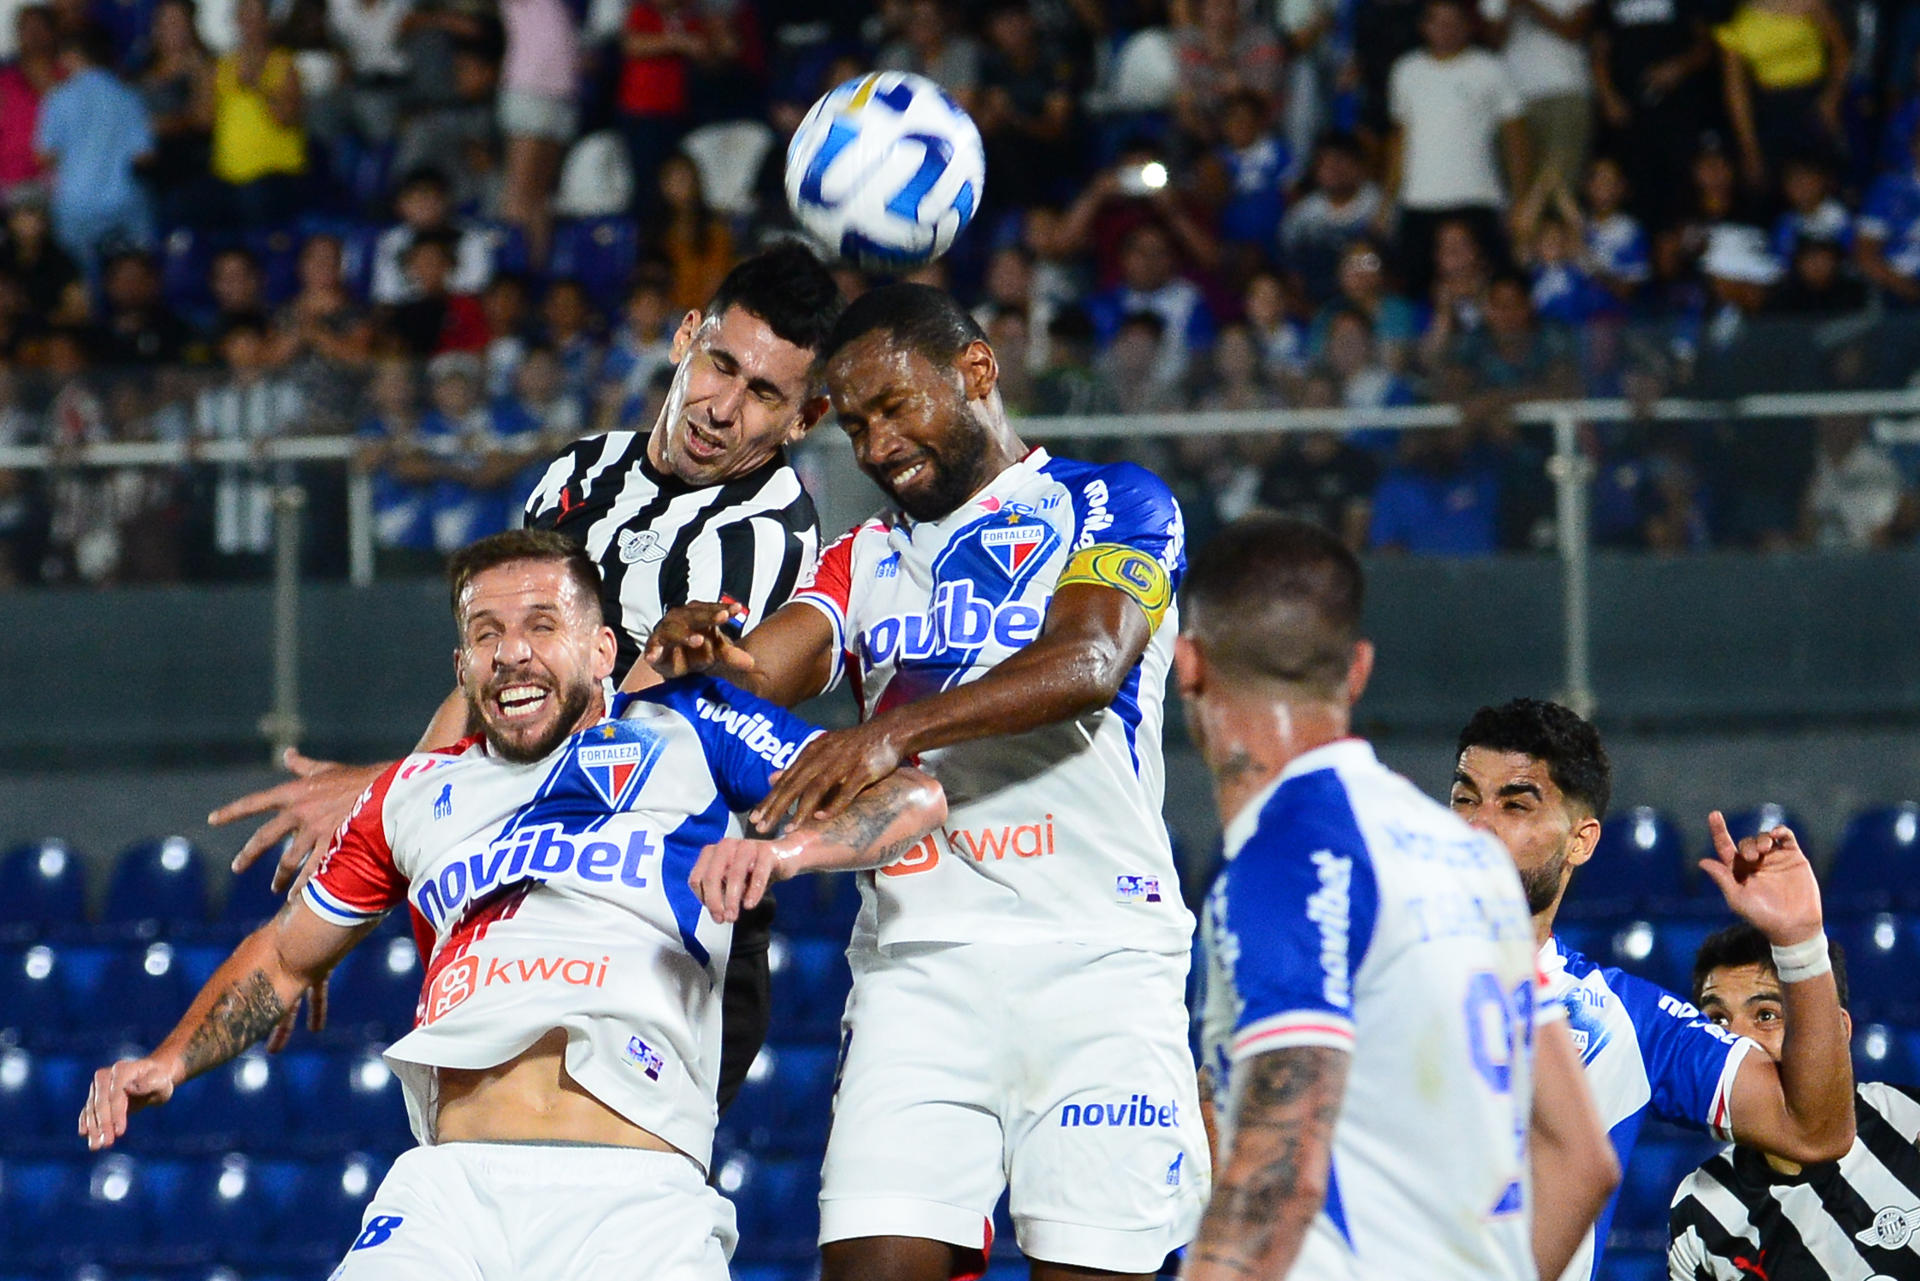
212 49 307 184
1715 3 1828 91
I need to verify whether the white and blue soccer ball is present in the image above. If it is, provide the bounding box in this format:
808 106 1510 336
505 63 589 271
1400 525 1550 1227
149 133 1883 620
785 71 985 272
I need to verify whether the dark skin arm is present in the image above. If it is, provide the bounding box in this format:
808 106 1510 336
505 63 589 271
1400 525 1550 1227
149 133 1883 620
1184 1047 1349 1281
642 582 1153 828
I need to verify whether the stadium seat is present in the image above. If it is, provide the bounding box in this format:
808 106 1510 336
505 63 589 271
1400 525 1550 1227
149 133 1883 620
256 1153 384 1266
1646 919 1721 997
1596 919 1664 987
1834 914 1920 1023
1561 807 1687 919
210 866 292 942
1853 1022 1920 1086
0 1158 77 1268
93 943 190 1047
164 1052 289 1155
0 1050 56 1156
770 1045 838 1156
58 1152 160 1266
715 1048 777 1154
330 934 422 1041
773 874 861 940
103 839 212 939
1603 1252 1667 1281
549 219 639 309
1827 804 1920 913
0 945 69 1047
0 840 87 941
1612 1135 1715 1244
280 1049 410 1155
719 1154 818 1262
150 1154 272 1266
767 936 851 1044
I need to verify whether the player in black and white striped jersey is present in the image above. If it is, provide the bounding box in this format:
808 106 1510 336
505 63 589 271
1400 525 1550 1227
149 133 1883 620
210 242 846 1106
1669 923 1920 1280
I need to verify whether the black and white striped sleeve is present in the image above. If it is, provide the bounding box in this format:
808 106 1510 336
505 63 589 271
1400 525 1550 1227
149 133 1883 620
522 432 640 532
679 502 819 633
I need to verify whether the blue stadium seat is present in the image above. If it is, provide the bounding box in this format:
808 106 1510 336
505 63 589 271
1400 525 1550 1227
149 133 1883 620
0 840 87 941
280 1049 410 1155
0 1158 77 1268
59 1152 160 1266
1603 1252 1667 1281
716 1048 777 1154
103 839 212 939
768 936 851 1044
770 1045 837 1156
1613 1135 1714 1242
0 1050 61 1156
719 1154 818 1261
210 864 291 941
1828 804 1920 913
549 219 639 308
330 935 422 1041
774 874 861 940
1835 914 1920 1023
257 1153 384 1266
149 1154 272 1265
1646 919 1722 998
94 943 190 1047
50 946 118 1050
0 945 68 1047
1853 1022 1920 1085
1596 919 1665 987
164 1052 289 1155
1561 808 1686 919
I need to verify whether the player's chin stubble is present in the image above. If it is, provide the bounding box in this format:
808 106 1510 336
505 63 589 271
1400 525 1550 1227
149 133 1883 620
479 678 595 764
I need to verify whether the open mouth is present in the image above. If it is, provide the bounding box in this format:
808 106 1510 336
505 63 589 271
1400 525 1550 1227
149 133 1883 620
683 420 727 463
493 683 551 721
887 457 932 492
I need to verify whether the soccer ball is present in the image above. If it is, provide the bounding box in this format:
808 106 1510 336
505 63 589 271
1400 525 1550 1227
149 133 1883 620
785 71 985 272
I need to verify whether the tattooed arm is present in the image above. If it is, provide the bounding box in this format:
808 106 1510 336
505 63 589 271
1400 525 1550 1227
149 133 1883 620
689 766 946 924
80 899 371 1149
1184 1046 1350 1281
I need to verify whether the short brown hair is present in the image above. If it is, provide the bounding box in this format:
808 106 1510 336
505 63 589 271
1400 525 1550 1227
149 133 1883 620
1179 515 1363 695
446 529 602 626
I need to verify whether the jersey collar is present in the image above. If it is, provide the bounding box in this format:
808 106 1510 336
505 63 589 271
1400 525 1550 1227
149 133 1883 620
908 446 1051 531
1220 737 1376 858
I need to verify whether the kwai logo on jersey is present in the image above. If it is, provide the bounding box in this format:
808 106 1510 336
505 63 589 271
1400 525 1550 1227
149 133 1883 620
423 950 612 1024
579 736 662 811
880 815 1056 876
1059 1093 1181 1128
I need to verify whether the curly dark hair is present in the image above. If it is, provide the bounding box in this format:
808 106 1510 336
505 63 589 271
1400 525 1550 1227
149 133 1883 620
1691 921 1849 1011
1454 698 1612 820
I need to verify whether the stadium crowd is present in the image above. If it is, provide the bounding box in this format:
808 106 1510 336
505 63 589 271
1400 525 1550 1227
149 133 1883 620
6 0 1920 586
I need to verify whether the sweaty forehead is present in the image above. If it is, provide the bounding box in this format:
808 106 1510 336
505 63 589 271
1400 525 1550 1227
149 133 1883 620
827 334 947 407
1455 746 1564 802
460 561 584 621
704 306 815 390
1700 963 1778 1007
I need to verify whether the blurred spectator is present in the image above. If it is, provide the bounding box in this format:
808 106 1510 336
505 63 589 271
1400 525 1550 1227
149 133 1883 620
0 5 56 197
1442 271 1580 439
138 0 216 229
1801 414 1912 547
1280 132 1384 304
1771 153 1851 261
974 0 1078 215
198 245 268 342
1086 221 1216 388
0 363 42 586
505 341 584 444
34 25 154 277
480 269 531 398
1032 304 1118 416
1590 0 1714 226
356 354 441 565
1368 424 1501 553
381 230 487 356
1196 321 1282 411
878 0 980 110
1309 238 1417 368
539 276 600 401
1321 307 1417 419
1774 233 1865 313
192 315 303 574
973 244 1052 371
41 324 102 446
269 231 372 429
619 0 724 216
1580 153 1648 304
46 377 188 582
325 0 411 142
1057 138 1222 286
210 0 308 227
1662 143 1762 279
1715 0 1848 190
1480 0 1593 186
370 167 495 304
1511 177 1598 324
1385 0 1530 294
0 184 84 322
646 152 733 311
1416 216 1493 369
1242 269 1308 381
1099 310 1184 413
1639 438 1710 551
598 268 671 429
1213 89 1294 265
417 347 541 549
1857 129 1920 306
1275 0 1350 160
1171 0 1284 146
97 250 191 367
497 0 577 267
1689 223 1790 391
1256 384 1380 550
983 305 1033 413
393 35 500 214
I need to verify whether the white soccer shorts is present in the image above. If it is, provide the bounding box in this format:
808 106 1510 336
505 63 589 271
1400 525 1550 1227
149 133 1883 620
327 1141 737 1280
818 941 1210 1274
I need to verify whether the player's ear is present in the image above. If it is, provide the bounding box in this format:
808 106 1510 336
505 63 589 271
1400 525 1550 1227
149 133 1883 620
1172 633 1206 700
787 392 831 444
669 310 704 363
591 624 617 683
452 647 467 689
1345 639 1375 705
957 338 997 404
1566 813 1603 869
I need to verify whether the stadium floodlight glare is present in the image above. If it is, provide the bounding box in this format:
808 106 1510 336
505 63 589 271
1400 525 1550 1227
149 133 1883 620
1140 162 1168 190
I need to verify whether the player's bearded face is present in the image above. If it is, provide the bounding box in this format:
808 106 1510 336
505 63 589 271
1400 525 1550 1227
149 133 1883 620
458 563 611 764
1449 747 1578 918
832 340 992 522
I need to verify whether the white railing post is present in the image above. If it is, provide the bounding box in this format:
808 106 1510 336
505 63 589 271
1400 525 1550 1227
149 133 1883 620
347 465 375 586
1546 409 1596 719
259 483 307 762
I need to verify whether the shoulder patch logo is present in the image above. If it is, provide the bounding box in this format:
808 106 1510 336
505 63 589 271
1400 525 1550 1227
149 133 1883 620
432 784 453 821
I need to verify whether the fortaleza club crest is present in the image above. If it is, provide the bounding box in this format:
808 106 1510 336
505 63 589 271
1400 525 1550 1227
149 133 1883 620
980 516 1047 576
578 733 663 810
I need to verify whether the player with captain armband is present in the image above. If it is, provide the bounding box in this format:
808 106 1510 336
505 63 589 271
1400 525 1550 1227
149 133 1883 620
79 530 946 1278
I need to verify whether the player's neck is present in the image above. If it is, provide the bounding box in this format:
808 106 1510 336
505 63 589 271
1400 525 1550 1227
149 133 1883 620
1200 694 1351 832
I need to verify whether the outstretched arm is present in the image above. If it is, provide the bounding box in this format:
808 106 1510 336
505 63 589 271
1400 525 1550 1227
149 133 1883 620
80 900 371 1149
1184 1047 1350 1281
1530 1018 1620 1279
638 598 837 708
688 767 947 923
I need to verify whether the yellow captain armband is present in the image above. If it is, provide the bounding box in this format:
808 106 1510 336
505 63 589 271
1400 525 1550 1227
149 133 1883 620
1057 543 1173 631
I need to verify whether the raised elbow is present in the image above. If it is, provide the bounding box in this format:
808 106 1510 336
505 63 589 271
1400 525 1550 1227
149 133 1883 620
1785 1116 1857 1165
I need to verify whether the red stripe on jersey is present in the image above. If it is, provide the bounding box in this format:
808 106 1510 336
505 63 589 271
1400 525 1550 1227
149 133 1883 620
793 521 872 619
420 882 534 993
417 732 484 760
309 761 407 917
1236 1022 1356 1055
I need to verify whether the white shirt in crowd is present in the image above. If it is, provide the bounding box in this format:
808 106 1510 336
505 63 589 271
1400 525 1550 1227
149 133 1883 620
1480 0 1592 102
1807 439 1906 549
327 0 413 79
1389 47 1524 209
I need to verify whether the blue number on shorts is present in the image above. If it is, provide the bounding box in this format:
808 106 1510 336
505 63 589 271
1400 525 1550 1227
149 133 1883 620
883 134 956 222
1464 972 1534 1215
351 1215 405 1251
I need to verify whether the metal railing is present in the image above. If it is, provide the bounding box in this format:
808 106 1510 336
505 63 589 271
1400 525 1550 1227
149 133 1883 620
8 385 1920 756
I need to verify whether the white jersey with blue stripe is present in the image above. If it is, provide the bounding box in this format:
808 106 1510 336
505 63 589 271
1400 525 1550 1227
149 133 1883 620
791 446 1192 954
304 676 822 1171
1539 937 1755 1281
1200 740 1547 1281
